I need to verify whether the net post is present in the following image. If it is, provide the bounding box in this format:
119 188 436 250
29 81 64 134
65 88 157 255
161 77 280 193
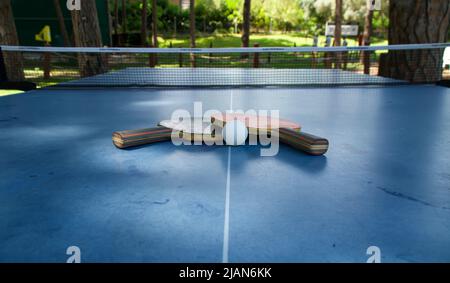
311 47 317 69
324 49 331 69
343 49 348 70
363 49 371 75
293 42 297 57
43 43 51 79
103 50 110 72
149 44 157 68
378 53 388 77
169 41 183 67
209 42 213 64
190 53 196 68
179 52 183 68
333 42 342 70
0 46 8 82
363 51 369 74
253 43 260 68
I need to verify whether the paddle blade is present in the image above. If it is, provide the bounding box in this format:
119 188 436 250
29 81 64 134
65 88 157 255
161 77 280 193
113 126 172 149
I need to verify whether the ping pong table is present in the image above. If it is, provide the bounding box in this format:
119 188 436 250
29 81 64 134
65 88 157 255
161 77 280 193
0 66 450 263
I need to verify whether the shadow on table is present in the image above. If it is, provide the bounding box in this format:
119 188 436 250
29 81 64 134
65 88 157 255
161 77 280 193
117 140 328 174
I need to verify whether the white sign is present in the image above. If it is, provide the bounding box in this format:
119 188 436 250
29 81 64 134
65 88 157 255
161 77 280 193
443 47 450 68
325 23 359 37
368 0 382 11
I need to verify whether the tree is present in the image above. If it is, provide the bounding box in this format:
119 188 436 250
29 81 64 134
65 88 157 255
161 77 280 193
307 0 388 37
105 0 113 47
150 0 158 67
195 0 208 32
379 0 450 82
362 1 374 74
333 0 342 69
53 0 71 47
71 0 107 77
113 0 119 45
241 0 251 48
190 0 196 67
224 0 243 33
264 0 303 33
190 0 196 48
334 0 342 46
251 0 269 33
362 2 374 47
152 0 158 48
141 0 148 46
0 0 24 81
122 0 127 36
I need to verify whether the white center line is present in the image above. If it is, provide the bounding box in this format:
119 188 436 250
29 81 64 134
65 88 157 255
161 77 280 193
222 90 233 263
222 146 231 263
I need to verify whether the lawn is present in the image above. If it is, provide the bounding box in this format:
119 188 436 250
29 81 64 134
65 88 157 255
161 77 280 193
158 33 388 48
0 90 23 96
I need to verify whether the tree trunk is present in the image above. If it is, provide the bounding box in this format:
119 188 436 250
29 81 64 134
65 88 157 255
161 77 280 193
53 0 71 47
334 0 342 46
379 0 450 82
189 0 196 67
242 0 251 48
152 0 158 48
105 0 113 46
121 0 127 44
71 0 107 77
334 0 342 69
150 0 158 67
0 0 24 81
362 5 374 74
141 0 148 46
114 0 119 45
173 16 177 36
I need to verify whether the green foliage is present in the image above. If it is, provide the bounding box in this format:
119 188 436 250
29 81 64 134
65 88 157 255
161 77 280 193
159 33 387 48
114 0 389 38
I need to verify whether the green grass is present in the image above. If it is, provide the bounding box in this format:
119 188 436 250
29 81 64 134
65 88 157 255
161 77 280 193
159 33 388 48
0 90 24 97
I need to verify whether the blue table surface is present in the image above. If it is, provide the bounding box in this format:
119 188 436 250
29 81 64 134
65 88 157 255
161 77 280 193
1 85 450 262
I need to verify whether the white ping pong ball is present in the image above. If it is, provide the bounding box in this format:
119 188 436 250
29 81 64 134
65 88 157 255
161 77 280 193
222 120 248 146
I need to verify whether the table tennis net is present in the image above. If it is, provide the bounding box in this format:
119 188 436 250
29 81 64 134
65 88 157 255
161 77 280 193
1 44 449 88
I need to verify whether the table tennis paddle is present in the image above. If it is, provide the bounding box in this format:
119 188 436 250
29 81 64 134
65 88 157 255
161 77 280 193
211 113 329 156
113 118 222 149
210 112 301 134
278 128 329 156
112 126 172 149
158 117 223 144
113 115 329 155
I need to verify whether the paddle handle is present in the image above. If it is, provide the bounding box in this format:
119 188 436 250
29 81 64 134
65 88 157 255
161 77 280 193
113 126 172 149
279 128 329 155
